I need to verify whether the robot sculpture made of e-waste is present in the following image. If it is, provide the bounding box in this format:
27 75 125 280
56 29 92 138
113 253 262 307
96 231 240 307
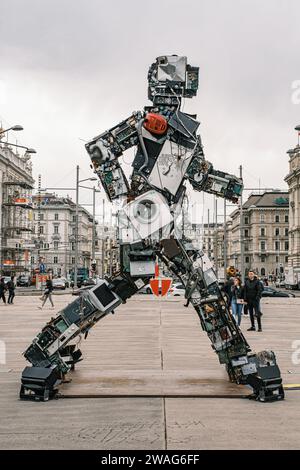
20 55 284 402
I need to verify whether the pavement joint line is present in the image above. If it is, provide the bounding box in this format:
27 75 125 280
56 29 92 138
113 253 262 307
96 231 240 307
58 389 300 399
58 394 251 399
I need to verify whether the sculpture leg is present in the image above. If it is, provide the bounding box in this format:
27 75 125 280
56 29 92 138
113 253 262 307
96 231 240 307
20 272 149 401
158 238 284 402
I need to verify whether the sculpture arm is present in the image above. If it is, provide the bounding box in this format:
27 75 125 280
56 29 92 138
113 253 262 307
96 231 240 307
85 111 143 201
187 137 243 203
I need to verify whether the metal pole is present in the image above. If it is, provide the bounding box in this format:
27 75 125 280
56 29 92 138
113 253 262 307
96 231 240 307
223 198 227 280
74 165 79 287
92 186 96 261
214 197 218 279
36 174 42 290
102 198 105 278
239 165 245 283
207 208 210 258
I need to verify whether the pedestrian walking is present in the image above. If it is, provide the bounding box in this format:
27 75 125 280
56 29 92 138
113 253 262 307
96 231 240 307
243 271 263 332
231 277 244 326
0 278 7 305
7 276 15 304
39 278 54 309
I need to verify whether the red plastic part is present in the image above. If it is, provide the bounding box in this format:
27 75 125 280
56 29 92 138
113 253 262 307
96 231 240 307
143 113 167 135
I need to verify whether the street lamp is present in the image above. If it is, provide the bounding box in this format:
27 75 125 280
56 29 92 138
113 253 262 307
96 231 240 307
1 141 36 154
0 125 24 135
74 165 97 287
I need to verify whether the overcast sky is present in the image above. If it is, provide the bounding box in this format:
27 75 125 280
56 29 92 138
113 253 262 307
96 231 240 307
0 0 299 222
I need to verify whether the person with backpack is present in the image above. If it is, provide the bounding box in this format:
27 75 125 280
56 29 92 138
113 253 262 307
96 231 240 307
243 271 263 332
0 278 7 305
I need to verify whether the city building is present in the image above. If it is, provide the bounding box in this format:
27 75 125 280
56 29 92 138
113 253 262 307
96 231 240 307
184 222 223 265
32 192 100 277
0 144 35 276
285 140 300 268
99 225 119 277
219 191 290 278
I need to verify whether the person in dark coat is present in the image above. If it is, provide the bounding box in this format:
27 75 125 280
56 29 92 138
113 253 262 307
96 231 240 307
7 276 15 304
0 278 7 305
243 271 263 332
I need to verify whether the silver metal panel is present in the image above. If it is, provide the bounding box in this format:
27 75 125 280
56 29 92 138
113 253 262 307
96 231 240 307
130 260 156 277
46 324 80 356
157 56 187 82
148 140 194 195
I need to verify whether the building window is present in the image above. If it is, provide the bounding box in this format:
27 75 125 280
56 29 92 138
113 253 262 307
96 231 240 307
275 228 280 236
54 225 59 234
31 256 35 264
260 213 265 222
39 213 44 221
261 268 266 276
245 256 250 263
44 243 49 249
54 213 59 221
54 256 58 264
285 241 289 251
285 256 288 263
260 228 265 237
285 215 289 223
54 241 59 250
244 229 249 237
261 255 266 262
275 214 280 223
260 241 266 251
72 257 75 265
276 255 279 263
72 215 76 222
275 241 280 251
71 242 75 251
39 225 44 234
285 228 289 236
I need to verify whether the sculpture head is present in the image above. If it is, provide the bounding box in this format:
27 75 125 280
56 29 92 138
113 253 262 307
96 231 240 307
147 55 199 106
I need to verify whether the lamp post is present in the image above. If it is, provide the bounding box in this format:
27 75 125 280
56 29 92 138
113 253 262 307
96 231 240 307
1 141 36 154
74 165 97 288
239 165 245 283
0 125 23 136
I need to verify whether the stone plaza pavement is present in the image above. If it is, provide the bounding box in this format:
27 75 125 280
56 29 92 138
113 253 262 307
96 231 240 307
0 293 299 450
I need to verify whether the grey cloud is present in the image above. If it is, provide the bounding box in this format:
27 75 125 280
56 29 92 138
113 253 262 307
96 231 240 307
0 0 299 213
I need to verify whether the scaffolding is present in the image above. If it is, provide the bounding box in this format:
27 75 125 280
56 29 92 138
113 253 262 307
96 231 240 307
1 180 34 274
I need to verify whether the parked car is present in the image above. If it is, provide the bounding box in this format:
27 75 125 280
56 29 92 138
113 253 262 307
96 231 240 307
52 278 66 290
3 276 12 286
59 277 69 288
17 275 31 287
82 278 96 287
261 286 295 298
138 284 153 294
168 283 185 297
